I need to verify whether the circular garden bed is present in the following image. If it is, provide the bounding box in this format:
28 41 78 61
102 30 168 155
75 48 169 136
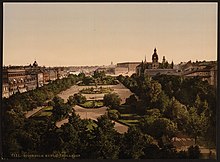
80 87 113 94
79 100 104 108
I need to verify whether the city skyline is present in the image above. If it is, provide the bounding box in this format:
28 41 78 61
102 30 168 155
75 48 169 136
3 2 217 66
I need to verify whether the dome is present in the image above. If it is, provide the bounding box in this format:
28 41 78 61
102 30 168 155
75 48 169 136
33 61 38 67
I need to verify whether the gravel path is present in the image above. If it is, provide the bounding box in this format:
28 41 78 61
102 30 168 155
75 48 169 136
56 83 131 133
56 118 69 128
74 105 107 120
24 106 44 118
56 105 129 133
58 83 133 104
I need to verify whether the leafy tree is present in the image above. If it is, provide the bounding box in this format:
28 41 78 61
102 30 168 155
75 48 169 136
103 93 121 109
125 94 138 107
78 72 85 79
39 128 64 154
145 108 162 118
186 107 209 144
89 115 120 159
82 76 94 85
120 126 154 159
148 81 162 103
2 135 22 158
93 70 106 79
150 118 177 140
177 150 188 159
67 95 77 106
74 93 86 104
194 94 202 109
158 144 177 159
51 96 72 121
155 91 170 113
108 109 120 120
164 97 188 121
59 123 80 156
153 74 182 98
68 112 84 131
77 119 97 159
2 109 25 157
139 115 177 147
141 143 160 159
194 95 210 115
188 145 201 159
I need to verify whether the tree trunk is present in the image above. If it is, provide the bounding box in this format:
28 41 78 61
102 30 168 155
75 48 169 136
194 136 197 145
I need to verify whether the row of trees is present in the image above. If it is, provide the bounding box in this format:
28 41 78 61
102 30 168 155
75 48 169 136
2 74 84 158
117 74 216 149
2 74 81 113
2 108 202 159
79 71 118 86
2 72 216 159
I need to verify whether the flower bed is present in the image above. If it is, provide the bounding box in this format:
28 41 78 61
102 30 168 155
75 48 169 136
79 100 104 108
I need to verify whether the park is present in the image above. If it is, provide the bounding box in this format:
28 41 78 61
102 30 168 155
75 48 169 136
2 71 216 159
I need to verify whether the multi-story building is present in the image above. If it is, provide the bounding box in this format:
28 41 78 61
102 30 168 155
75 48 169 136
96 66 115 75
2 61 61 98
2 83 9 98
115 62 141 76
117 62 141 72
43 70 50 84
3 67 27 96
25 61 44 88
210 64 217 87
37 72 44 87
49 69 58 81
181 61 217 87
57 68 68 79
25 73 37 91
136 49 217 87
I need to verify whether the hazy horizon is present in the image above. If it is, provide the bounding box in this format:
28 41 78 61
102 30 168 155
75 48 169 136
3 3 217 66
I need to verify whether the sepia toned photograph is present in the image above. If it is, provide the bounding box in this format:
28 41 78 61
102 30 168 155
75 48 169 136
1 2 218 159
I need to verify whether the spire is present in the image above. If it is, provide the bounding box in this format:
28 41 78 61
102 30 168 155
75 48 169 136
171 60 174 69
154 47 157 53
144 55 146 63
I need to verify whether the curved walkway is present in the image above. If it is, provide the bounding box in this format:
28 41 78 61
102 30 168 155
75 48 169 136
56 105 128 134
24 106 44 118
56 83 132 133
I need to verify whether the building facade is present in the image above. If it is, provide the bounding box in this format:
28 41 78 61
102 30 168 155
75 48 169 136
3 68 27 96
2 83 9 98
115 62 141 75
181 61 217 87
136 49 217 87
136 48 175 76
2 61 61 98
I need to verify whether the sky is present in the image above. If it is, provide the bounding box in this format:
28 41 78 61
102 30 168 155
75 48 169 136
3 3 218 66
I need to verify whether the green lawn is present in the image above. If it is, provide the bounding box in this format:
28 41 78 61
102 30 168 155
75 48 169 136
33 106 53 117
42 106 53 111
120 113 141 119
118 119 139 126
80 100 104 108
86 120 97 130
37 111 52 117
117 111 141 126
80 87 113 94
120 114 136 117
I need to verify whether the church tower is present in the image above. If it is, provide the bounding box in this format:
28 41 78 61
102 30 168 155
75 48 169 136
152 48 159 69
162 56 166 64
